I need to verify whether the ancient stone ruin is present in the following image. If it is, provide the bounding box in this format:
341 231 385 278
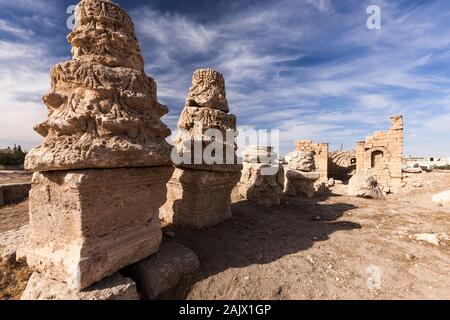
284 149 320 198
160 69 241 229
295 140 329 182
18 0 173 297
352 115 404 194
238 146 284 207
328 150 357 182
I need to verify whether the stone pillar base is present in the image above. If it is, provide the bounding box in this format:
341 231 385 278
17 166 173 290
124 241 199 300
239 163 284 207
160 168 241 229
21 272 139 300
284 169 320 198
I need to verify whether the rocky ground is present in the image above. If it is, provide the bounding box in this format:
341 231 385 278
166 171 450 300
1 171 449 300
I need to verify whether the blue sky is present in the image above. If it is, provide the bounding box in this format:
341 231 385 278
0 0 450 156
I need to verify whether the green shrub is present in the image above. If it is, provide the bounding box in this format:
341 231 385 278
0 145 27 166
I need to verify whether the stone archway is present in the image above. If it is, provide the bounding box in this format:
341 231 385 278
366 147 390 190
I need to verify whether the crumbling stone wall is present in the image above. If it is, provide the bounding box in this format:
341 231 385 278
328 151 356 182
355 115 403 193
295 140 329 181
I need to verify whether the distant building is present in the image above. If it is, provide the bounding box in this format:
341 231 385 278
404 156 449 170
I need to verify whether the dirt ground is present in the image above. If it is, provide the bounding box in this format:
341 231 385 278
165 171 450 300
0 171 32 185
0 170 31 233
0 171 449 300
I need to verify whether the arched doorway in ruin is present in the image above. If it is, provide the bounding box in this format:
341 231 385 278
367 147 390 188
328 151 357 183
371 150 384 168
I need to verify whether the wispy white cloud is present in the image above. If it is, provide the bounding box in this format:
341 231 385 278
1 0 450 157
0 19 34 38
307 0 332 13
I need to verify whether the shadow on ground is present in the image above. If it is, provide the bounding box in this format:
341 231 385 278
161 194 361 299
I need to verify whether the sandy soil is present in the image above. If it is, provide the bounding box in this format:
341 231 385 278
0 171 32 185
0 171 449 300
0 170 31 233
165 171 450 300
0 201 29 234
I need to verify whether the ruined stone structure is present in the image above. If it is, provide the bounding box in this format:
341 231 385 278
18 0 173 295
160 69 241 229
238 146 284 207
354 115 404 193
284 149 320 198
328 150 357 182
295 140 329 182
347 174 384 199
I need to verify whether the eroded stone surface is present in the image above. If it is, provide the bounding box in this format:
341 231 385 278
20 0 174 297
285 150 315 172
163 69 241 228
0 225 27 264
283 147 322 198
173 69 239 167
347 174 385 199
21 272 139 300
18 167 173 290
239 163 284 206
242 145 277 163
25 0 172 172
432 190 450 207
161 168 241 229
239 146 284 207
185 68 229 112
328 150 357 181
295 140 329 181
125 242 199 300
284 169 320 198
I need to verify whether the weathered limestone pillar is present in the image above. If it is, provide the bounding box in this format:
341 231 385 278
160 69 241 229
18 0 173 292
388 115 404 192
284 150 320 198
238 146 284 206
355 141 366 175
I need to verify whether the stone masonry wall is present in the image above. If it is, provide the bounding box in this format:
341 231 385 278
355 115 403 193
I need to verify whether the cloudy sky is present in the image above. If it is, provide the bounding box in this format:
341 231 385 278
0 0 449 156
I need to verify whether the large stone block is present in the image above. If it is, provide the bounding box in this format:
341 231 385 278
239 162 284 207
432 190 450 207
21 272 139 300
161 168 241 229
125 242 199 300
347 174 385 199
284 169 320 198
18 166 173 290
